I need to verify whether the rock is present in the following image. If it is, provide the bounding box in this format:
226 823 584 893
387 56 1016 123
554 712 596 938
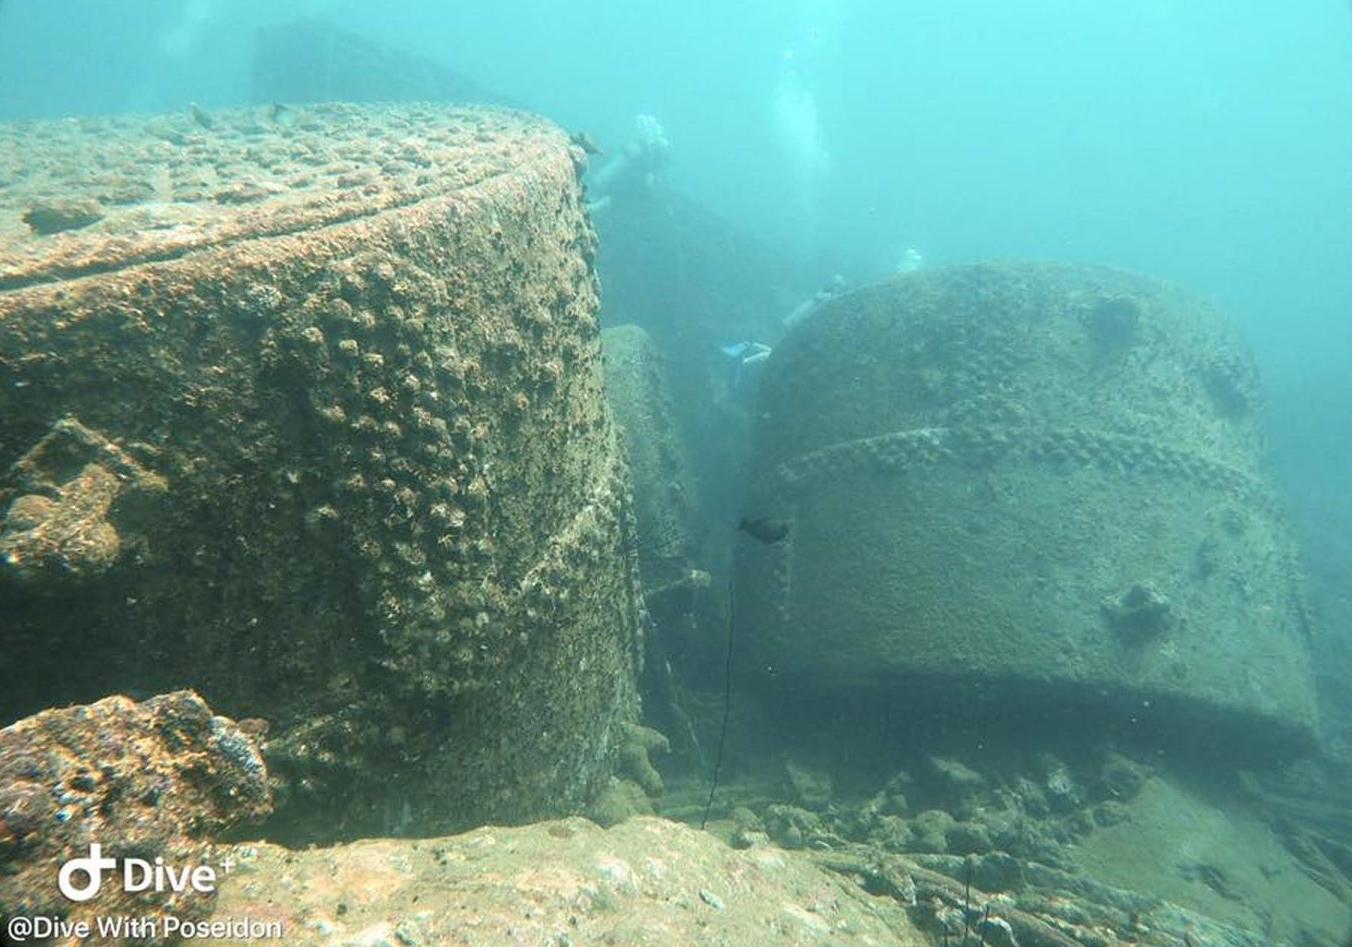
764 804 826 851
911 809 956 853
210 816 926 945
0 691 271 934
778 823 804 849
970 850 1025 892
621 721 672 756
731 828 770 850
1098 751 1150 801
849 784 909 837
1038 753 1082 812
586 777 653 828
927 755 985 795
731 806 763 832
1068 808 1097 836
946 820 994 855
977 914 1018 947
981 811 1021 851
873 815 914 852
21 197 104 234
616 722 669 797
1005 817 1069 868
730 806 768 849
349 924 397 947
393 919 423 946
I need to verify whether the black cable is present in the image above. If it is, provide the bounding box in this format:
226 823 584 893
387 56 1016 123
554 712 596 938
700 577 735 830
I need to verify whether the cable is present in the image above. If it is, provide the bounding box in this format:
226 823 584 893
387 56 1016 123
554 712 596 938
700 577 735 830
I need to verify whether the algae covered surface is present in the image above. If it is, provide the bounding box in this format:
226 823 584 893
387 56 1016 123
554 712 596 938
738 262 1318 756
0 103 643 840
0 691 271 938
210 816 925 946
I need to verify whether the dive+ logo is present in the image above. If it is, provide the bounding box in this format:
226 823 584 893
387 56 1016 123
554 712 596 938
57 845 218 902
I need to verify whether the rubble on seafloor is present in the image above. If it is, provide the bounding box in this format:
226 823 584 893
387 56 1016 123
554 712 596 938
0 690 272 943
204 810 1336 947
2 689 1347 947
671 742 1351 947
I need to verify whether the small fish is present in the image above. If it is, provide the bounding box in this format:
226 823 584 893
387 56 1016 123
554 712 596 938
188 102 214 130
738 516 790 544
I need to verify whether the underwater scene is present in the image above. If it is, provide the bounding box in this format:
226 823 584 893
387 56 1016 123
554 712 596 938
1 2 1350 945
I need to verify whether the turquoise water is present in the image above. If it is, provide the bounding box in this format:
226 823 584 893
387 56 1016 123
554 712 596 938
3 2 1348 485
